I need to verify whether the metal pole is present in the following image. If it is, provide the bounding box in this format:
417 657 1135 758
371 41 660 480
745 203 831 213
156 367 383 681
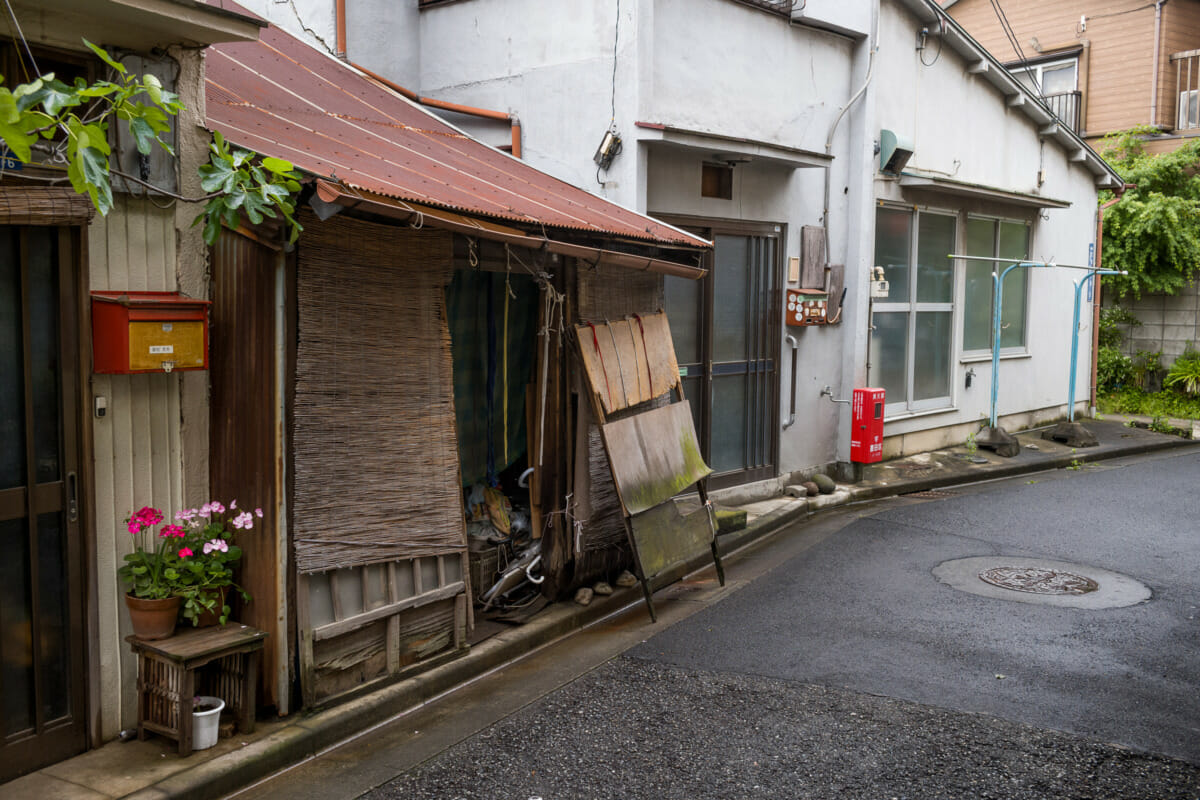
989 261 1048 428
1068 269 1122 422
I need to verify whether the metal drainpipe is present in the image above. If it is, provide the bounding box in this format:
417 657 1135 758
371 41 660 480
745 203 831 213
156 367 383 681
821 4 879 266
1091 184 1134 409
1150 0 1167 126
335 0 347 59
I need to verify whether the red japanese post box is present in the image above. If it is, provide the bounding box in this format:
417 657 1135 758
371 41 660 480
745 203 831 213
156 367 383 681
850 387 885 464
91 291 211 374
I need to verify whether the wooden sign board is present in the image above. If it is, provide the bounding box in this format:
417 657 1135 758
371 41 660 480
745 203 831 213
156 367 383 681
575 312 681 417
599 400 711 516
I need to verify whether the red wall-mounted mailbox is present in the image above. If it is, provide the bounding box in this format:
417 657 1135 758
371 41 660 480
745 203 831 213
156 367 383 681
91 291 211 374
850 387 885 464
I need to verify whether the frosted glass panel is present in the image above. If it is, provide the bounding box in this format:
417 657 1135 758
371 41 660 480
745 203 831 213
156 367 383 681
870 311 908 405
713 235 748 362
0 228 23 489
711 376 746 473
874 208 910 301
964 219 995 352
914 312 952 401
917 214 954 303
999 222 1029 349
664 274 701 364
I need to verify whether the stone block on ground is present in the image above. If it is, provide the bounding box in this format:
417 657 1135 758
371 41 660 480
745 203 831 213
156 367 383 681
813 473 836 494
715 508 748 532
803 481 820 497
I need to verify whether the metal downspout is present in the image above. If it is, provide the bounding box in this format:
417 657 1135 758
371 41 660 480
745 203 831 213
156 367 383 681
1151 1 1167 126
335 0 347 59
822 3 879 265
351 61 523 157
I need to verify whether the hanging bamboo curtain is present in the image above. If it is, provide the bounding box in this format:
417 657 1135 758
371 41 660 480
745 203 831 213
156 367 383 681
292 213 466 573
0 187 94 225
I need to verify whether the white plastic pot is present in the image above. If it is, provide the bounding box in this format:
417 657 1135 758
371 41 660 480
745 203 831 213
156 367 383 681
192 696 225 750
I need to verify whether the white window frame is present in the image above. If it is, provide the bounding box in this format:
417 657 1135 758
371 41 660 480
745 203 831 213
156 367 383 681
960 215 1032 361
872 205 957 415
1009 56 1078 96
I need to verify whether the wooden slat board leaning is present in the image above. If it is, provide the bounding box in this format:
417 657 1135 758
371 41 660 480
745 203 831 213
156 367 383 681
573 311 724 621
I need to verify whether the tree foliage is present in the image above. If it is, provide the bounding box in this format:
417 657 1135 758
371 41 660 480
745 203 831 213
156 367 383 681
0 40 301 245
1099 125 1200 298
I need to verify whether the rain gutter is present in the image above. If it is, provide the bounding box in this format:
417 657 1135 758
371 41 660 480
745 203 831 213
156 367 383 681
313 180 707 280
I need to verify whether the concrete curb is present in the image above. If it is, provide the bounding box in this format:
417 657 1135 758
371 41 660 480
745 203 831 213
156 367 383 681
118 429 1197 799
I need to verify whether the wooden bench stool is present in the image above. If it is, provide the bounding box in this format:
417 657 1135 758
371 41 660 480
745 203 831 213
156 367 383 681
127 624 268 755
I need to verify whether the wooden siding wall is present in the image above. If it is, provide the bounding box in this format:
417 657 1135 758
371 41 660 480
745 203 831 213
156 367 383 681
944 0 1200 138
210 229 284 711
88 194 185 738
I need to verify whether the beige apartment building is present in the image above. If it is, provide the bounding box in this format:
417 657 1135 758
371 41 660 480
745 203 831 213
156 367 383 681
942 0 1200 154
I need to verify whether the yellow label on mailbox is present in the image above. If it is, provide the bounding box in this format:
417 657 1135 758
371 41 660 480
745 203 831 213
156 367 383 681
128 321 205 371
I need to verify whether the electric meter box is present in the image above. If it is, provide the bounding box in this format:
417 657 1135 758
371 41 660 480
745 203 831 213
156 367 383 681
786 288 828 327
91 291 211 374
850 387 885 463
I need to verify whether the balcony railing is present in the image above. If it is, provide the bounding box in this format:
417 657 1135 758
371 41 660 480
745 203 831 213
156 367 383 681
1172 49 1200 131
1043 90 1082 134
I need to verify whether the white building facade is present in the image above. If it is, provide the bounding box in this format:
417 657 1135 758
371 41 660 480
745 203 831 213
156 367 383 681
239 0 1122 483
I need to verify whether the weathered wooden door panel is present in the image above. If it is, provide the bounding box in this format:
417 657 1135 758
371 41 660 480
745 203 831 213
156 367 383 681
0 226 88 781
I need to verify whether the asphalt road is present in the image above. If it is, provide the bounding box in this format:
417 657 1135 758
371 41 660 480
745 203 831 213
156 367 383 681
242 449 1200 799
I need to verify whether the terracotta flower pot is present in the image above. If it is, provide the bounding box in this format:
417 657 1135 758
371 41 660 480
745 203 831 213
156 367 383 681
192 588 229 628
125 594 181 640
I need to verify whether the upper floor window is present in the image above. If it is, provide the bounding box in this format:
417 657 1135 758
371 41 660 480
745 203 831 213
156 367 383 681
1172 49 1200 131
1009 57 1081 134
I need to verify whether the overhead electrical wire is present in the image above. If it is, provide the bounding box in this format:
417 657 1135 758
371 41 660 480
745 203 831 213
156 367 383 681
989 0 1041 97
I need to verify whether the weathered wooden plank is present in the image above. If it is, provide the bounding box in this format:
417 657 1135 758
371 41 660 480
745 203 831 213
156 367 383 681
573 311 681 417
311 581 465 642
628 501 715 581
801 225 826 289
599 400 711 515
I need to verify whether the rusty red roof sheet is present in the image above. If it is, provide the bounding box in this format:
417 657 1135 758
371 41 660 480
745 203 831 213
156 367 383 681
203 16 708 250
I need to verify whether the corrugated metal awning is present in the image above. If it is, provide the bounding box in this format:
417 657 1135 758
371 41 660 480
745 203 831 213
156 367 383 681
203 11 711 263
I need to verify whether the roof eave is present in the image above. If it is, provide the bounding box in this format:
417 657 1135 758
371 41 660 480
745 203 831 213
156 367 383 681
893 0 1124 189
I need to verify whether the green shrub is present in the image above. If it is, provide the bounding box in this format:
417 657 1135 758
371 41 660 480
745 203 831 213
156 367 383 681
1098 306 1141 348
1164 352 1200 396
1097 345 1133 393
1098 387 1200 419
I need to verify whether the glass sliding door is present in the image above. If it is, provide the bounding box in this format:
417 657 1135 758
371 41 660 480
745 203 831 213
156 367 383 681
0 226 87 781
664 220 782 489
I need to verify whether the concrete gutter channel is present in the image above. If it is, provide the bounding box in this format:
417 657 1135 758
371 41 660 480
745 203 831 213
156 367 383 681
16 419 1195 800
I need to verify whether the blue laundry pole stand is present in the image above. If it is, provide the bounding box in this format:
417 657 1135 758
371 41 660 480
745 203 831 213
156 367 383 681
1042 267 1124 447
951 255 1116 457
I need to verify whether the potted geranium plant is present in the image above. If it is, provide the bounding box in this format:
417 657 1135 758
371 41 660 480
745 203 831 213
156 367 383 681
118 506 193 640
173 500 260 627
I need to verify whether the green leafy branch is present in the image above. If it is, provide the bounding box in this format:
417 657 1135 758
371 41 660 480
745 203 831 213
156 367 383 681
1099 127 1200 298
0 39 302 245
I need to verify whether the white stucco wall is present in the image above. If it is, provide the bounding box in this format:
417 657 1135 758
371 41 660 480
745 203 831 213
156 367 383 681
247 0 1108 474
869 0 1102 454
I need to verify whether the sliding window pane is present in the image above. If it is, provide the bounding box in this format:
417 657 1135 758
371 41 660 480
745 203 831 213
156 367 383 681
916 214 955 303
874 208 910 302
914 312 952 401
664 274 701 365
963 218 995 352
0 227 23 488
999 222 1029 349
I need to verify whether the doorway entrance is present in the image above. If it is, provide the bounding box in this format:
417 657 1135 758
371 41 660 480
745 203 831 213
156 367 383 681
0 225 88 780
663 220 782 489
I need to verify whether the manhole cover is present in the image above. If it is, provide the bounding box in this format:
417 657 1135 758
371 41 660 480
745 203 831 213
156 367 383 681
978 566 1099 595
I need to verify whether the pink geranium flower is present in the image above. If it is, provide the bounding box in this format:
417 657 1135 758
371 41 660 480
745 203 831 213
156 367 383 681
255 508 263 518
203 538 229 555
231 511 254 530
178 547 194 558
159 524 185 539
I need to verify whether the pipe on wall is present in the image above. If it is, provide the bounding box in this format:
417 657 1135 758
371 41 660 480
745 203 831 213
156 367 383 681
335 0 347 59
1150 0 1167 126
351 62 522 158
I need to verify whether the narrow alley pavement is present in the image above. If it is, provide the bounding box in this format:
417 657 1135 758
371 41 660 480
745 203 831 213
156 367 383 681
236 447 1200 800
